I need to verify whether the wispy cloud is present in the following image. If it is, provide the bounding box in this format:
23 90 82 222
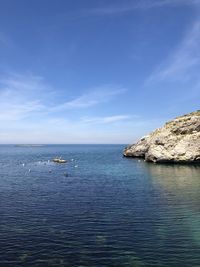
51 85 126 111
0 73 127 123
0 72 163 143
84 0 200 16
146 20 200 84
0 73 46 121
81 115 132 125
0 101 44 121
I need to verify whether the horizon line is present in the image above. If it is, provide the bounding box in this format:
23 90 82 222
0 143 128 145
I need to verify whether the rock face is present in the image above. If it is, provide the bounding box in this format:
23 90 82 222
123 111 200 163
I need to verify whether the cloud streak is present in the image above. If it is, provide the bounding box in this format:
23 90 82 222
146 20 200 84
51 85 126 111
0 72 166 144
0 74 46 121
81 115 131 125
84 0 200 16
0 73 127 124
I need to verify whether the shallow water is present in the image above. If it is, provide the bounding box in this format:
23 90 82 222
0 144 200 266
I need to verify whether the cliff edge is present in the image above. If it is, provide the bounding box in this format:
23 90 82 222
123 111 200 163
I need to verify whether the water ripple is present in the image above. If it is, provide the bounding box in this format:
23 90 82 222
0 145 200 266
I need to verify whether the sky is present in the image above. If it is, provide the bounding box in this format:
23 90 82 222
0 0 200 144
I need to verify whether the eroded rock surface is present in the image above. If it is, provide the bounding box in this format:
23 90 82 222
123 111 200 163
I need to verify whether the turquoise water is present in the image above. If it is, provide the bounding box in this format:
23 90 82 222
0 144 200 266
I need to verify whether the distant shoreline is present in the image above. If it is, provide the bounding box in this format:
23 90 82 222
5 144 127 146
14 144 46 147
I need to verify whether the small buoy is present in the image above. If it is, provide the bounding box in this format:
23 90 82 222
49 170 52 173
22 163 25 167
28 169 31 172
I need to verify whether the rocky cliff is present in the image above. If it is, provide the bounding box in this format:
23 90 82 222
123 111 200 163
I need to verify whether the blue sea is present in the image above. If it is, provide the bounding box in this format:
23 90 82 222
0 144 200 266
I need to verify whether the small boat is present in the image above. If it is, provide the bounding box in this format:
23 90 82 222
53 157 67 163
53 158 60 163
58 159 67 163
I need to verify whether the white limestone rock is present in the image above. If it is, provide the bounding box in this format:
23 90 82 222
123 111 200 163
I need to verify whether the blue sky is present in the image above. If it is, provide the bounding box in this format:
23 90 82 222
0 0 200 144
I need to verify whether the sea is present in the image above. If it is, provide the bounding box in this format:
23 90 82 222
0 144 200 267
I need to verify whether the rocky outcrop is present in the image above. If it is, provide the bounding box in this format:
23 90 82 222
123 111 200 163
